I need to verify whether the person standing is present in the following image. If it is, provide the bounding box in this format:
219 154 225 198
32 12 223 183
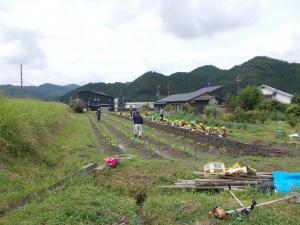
129 106 133 117
96 107 101 122
133 111 143 139
160 108 164 121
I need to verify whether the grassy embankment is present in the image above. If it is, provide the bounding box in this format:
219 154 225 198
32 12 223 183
0 97 136 224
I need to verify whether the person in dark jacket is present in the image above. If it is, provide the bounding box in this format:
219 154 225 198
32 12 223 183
133 111 143 139
96 108 101 122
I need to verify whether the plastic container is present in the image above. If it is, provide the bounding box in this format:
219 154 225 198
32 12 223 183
204 162 225 175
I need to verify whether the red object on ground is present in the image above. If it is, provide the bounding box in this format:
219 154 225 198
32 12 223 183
105 157 119 167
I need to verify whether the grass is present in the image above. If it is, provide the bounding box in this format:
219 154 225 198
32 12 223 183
0 96 70 156
0 97 107 209
0 176 137 225
1 104 300 224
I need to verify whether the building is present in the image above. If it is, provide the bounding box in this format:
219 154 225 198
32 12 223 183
155 86 224 114
125 102 155 109
78 90 114 111
259 85 293 104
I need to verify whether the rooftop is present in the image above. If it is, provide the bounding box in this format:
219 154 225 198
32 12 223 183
156 85 222 104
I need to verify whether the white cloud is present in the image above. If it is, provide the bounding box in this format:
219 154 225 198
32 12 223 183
0 0 299 86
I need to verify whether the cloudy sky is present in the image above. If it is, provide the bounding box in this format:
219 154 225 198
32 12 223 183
0 0 299 86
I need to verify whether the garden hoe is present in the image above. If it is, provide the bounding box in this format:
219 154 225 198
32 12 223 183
209 185 300 220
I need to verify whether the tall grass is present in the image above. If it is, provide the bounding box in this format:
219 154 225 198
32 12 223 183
0 96 71 156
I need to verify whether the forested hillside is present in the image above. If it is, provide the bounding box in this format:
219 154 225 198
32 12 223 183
60 56 300 102
0 83 79 100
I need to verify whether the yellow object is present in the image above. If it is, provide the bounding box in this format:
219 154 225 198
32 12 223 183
227 162 241 170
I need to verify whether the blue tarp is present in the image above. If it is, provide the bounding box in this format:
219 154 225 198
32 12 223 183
272 171 300 193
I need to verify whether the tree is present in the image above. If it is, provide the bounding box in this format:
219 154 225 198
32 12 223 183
181 102 196 115
291 94 300 105
239 86 263 110
203 98 221 117
69 99 85 113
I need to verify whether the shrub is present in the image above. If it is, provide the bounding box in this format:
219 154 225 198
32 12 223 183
140 104 151 113
285 104 300 116
287 115 298 127
70 99 85 113
239 85 263 110
164 104 173 113
291 93 300 105
258 100 272 111
256 111 268 124
270 100 287 112
203 99 221 117
225 95 240 108
220 113 235 121
181 102 196 115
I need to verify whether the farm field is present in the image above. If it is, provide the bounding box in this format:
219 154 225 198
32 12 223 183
1 102 300 224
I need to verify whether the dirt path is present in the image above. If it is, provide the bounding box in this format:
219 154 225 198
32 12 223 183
86 114 123 154
101 117 157 159
104 114 192 160
101 115 162 159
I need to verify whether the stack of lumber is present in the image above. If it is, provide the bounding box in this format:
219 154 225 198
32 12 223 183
159 172 273 190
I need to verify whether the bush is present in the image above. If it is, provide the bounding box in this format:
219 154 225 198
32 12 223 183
140 104 151 113
203 99 221 117
269 111 286 121
239 86 263 110
164 104 173 113
286 104 300 116
270 100 287 112
225 95 240 108
70 99 85 113
233 108 267 123
181 102 196 115
291 93 300 105
258 100 272 111
220 113 235 121
287 116 298 127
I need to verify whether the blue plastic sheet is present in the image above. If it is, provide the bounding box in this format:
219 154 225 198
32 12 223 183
272 171 300 193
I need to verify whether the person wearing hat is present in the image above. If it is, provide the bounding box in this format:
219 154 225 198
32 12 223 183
221 126 227 138
133 111 143 140
214 127 219 137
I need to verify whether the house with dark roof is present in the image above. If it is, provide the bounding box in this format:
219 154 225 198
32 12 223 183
259 84 293 104
155 86 224 114
78 90 115 111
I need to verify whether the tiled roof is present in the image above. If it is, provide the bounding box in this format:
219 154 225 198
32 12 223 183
156 86 222 103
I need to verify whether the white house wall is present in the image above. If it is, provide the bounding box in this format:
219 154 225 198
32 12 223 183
275 93 292 104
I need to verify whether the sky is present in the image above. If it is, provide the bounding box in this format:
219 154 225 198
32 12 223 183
0 0 299 86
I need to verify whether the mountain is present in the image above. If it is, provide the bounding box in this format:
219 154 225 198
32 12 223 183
60 56 300 102
0 83 80 100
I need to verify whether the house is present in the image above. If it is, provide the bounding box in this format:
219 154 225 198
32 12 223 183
259 85 293 104
125 102 155 109
78 90 114 111
155 86 224 114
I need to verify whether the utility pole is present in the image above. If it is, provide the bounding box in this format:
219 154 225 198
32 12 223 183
122 96 125 107
236 66 241 96
20 64 23 97
156 85 160 100
167 84 170 96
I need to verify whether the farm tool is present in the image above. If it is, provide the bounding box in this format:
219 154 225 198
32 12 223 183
209 186 300 220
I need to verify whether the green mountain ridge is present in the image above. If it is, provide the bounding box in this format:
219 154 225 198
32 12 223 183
60 56 300 102
0 83 80 100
